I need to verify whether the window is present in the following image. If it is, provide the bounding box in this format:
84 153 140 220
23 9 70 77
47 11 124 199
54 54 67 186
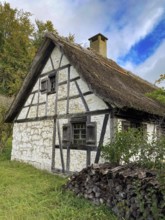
48 73 56 93
72 123 86 144
41 79 48 93
122 120 147 136
40 72 56 94
62 117 96 147
156 124 165 137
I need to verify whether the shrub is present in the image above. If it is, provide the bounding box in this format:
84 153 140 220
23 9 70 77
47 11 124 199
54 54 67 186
101 128 165 170
0 105 12 154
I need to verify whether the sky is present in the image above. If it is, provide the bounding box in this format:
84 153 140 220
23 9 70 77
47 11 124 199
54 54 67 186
4 0 165 84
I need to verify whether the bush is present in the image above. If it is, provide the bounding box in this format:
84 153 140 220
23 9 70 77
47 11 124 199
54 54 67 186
101 128 165 170
0 105 12 155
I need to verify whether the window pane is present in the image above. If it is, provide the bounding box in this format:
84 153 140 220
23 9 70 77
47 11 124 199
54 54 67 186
73 122 86 144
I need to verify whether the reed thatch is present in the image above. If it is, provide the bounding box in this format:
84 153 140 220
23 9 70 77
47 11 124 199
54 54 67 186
5 33 165 122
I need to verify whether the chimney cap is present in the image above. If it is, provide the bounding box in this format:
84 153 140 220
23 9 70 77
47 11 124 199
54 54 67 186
88 33 108 41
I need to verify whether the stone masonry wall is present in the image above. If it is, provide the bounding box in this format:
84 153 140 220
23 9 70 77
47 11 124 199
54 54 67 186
12 120 54 171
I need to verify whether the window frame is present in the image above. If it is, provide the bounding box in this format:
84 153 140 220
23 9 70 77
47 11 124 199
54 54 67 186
72 122 86 145
48 72 56 94
62 116 97 148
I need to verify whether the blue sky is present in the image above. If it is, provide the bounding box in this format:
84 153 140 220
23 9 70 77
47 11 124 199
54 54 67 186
4 0 165 84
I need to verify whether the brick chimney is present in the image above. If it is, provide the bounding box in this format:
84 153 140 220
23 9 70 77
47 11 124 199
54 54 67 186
88 33 108 57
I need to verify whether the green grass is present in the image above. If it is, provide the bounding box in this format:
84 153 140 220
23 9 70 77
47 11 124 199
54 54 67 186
0 146 117 220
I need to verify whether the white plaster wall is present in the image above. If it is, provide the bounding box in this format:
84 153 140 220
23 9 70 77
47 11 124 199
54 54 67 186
54 149 67 170
69 82 79 97
32 80 39 92
58 84 67 99
147 123 156 142
51 47 62 69
85 94 108 111
58 68 68 83
28 106 37 118
57 100 67 114
91 114 110 146
24 94 33 106
12 120 54 171
60 54 70 66
70 150 87 172
70 66 79 79
76 78 90 93
69 98 86 113
47 94 55 116
41 58 53 74
17 107 28 120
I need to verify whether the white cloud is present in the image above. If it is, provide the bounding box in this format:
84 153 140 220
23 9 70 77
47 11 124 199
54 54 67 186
121 39 165 84
3 0 165 84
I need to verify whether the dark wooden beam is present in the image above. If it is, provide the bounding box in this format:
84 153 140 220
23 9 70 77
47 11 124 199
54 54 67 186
31 90 38 94
58 76 80 86
25 93 35 119
40 64 71 79
50 55 55 69
15 109 111 123
51 118 56 170
95 113 109 163
36 78 41 117
58 91 93 102
86 148 91 166
15 115 55 123
66 144 70 172
23 101 46 108
75 81 89 112
55 145 97 151
57 109 111 119
57 119 65 173
66 66 70 114
55 54 63 115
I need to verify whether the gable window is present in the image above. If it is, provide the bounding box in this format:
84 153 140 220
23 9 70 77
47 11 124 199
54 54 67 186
48 73 56 93
41 79 48 93
40 72 56 94
62 117 96 148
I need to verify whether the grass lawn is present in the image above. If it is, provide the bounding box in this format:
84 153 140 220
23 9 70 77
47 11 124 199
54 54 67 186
0 146 117 220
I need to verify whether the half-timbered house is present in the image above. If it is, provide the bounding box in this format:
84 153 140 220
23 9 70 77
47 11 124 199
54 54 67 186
5 33 165 173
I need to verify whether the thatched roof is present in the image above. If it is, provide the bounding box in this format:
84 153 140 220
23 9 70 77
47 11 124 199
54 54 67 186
5 33 165 122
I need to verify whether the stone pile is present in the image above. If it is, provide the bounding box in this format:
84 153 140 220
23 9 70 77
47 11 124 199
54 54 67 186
65 163 165 220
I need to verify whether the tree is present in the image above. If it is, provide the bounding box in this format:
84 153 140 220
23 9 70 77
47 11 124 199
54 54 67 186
0 3 75 96
146 74 165 105
33 19 58 49
0 2 35 95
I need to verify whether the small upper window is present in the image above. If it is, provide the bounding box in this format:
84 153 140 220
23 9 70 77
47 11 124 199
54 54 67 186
40 72 56 94
48 74 56 93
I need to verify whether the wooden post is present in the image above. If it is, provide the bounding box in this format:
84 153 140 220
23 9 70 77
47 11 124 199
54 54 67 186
66 66 70 114
95 113 109 163
57 119 65 173
51 117 56 170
